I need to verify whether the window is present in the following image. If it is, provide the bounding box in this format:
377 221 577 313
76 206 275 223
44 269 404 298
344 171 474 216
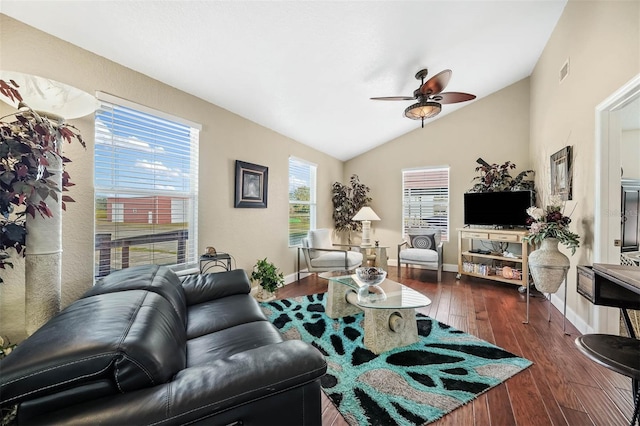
94 93 200 277
289 157 316 246
402 167 450 241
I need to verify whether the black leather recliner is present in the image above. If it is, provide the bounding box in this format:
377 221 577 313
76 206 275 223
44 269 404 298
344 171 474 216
0 265 327 425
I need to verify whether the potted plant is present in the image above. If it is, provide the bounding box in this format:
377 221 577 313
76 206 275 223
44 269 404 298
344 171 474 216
468 158 535 195
523 196 580 293
1 80 84 273
331 174 371 243
250 258 284 302
0 78 85 333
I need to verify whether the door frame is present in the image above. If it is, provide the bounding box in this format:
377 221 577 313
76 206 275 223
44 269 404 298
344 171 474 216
594 73 640 333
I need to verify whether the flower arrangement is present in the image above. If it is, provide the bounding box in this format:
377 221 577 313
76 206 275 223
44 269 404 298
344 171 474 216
523 196 580 254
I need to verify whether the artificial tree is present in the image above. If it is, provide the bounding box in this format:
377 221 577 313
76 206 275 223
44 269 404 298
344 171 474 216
0 78 85 332
468 158 535 195
331 174 371 243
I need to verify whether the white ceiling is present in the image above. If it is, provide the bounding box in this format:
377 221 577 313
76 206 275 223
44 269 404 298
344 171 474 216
1 1 569 161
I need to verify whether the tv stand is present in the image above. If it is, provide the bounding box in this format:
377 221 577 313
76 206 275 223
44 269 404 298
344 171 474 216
456 228 529 287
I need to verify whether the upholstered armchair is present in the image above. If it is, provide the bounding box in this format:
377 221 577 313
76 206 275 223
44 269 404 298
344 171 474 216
397 228 443 282
297 228 363 281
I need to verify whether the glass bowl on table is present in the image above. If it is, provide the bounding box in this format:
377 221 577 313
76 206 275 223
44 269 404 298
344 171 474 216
355 267 387 286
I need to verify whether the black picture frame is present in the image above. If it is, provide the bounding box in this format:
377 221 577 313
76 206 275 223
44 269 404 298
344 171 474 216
550 145 572 201
234 160 268 208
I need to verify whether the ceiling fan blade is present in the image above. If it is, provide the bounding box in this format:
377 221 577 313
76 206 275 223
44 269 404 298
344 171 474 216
370 96 415 101
435 92 477 104
419 69 452 96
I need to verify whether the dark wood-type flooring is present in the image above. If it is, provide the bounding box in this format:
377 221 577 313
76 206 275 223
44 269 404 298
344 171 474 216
277 267 636 426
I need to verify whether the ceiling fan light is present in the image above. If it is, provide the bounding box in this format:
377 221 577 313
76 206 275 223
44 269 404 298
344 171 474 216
404 101 441 120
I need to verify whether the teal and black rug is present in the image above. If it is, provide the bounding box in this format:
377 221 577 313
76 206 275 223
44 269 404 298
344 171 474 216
260 293 532 426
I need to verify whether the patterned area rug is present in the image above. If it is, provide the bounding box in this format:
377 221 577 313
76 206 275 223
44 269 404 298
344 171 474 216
260 293 532 426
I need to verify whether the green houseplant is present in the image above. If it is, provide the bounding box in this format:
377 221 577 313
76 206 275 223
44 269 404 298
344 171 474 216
250 258 284 294
331 174 371 242
0 79 85 282
468 158 535 194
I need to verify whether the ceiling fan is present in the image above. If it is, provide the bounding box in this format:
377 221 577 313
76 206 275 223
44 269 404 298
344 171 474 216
371 68 476 128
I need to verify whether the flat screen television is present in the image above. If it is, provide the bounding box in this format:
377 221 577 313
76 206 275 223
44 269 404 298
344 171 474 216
463 191 533 227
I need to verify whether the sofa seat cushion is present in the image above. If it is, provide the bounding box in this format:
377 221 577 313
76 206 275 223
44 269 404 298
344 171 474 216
84 264 187 324
399 248 439 263
310 251 363 268
186 321 283 367
0 291 186 407
186 294 268 339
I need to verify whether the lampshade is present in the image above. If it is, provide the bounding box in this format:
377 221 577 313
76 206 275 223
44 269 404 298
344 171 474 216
0 70 97 119
404 101 441 128
352 207 380 221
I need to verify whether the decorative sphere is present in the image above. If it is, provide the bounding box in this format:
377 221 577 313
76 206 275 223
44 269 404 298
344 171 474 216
355 267 387 286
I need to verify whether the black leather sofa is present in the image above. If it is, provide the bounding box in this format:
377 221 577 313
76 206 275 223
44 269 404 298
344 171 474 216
0 265 327 425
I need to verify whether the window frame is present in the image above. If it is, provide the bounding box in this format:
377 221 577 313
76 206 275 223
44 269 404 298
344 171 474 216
401 166 450 242
94 92 201 277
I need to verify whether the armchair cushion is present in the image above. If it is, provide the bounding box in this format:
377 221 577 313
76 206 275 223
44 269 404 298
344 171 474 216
307 228 333 259
399 248 439 263
310 251 363 268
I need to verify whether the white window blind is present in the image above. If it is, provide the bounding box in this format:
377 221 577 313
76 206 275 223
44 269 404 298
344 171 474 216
94 93 200 277
402 167 450 241
289 157 316 246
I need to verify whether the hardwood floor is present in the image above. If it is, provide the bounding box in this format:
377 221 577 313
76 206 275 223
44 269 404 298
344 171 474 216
277 267 636 426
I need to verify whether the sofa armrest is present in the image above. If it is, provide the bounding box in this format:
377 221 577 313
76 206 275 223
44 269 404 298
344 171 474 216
21 340 327 425
181 269 251 305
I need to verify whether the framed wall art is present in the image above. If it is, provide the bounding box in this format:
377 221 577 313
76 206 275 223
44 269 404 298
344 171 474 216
550 145 573 201
234 160 268 208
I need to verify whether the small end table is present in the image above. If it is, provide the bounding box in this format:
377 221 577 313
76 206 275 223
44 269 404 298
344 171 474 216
199 253 232 274
359 245 389 271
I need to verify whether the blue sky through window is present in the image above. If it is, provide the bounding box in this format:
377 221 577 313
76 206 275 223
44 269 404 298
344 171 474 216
95 104 192 194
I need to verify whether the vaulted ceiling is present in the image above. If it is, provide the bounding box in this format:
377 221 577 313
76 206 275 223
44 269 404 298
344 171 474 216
1 1 569 160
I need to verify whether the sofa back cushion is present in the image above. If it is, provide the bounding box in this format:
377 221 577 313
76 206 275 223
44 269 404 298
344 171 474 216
84 265 187 325
0 290 186 408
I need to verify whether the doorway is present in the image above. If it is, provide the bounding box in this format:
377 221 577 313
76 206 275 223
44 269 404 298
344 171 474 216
595 73 640 334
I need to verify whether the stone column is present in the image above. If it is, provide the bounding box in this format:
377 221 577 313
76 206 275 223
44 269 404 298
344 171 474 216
25 151 62 335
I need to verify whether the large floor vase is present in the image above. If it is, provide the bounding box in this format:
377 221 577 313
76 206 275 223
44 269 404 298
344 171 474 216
529 238 570 294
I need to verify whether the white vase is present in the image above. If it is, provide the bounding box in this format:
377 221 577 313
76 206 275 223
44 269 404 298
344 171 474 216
250 286 276 302
529 238 570 294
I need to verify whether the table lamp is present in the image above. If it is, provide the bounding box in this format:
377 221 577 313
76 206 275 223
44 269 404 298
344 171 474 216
353 206 380 247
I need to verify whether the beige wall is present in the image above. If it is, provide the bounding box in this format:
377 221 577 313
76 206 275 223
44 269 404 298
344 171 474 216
529 0 639 331
0 15 343 340
345 78 532 266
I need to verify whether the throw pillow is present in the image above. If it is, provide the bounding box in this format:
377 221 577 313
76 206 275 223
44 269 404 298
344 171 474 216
409 233 436 250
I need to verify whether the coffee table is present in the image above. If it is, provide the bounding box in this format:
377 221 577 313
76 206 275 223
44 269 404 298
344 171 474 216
327 274 431 354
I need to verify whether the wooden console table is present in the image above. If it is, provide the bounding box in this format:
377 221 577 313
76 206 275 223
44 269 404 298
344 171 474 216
457 228 529 287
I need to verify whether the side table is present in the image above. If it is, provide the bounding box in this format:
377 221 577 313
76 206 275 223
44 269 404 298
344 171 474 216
200 253 232 274
360 246 389 271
